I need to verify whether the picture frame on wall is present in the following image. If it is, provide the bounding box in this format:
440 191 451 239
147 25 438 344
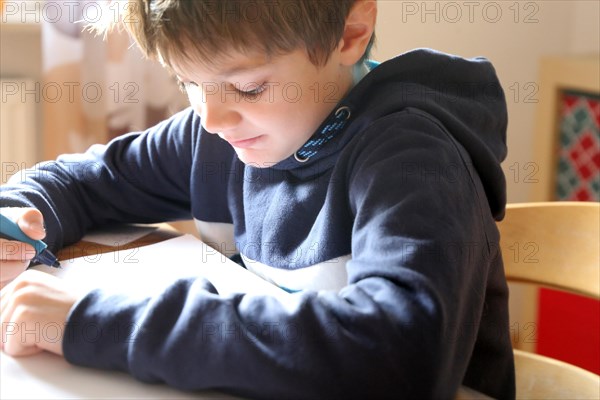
531 55 600 202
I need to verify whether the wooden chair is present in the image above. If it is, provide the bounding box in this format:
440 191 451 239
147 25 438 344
497 201 600 399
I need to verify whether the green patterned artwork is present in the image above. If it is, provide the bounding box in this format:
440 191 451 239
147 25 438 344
555 90 600 201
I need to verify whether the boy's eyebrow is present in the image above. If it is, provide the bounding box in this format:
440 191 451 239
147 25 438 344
171 58 270 82
216 59 270 78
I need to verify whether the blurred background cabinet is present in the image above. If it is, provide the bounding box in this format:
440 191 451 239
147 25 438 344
0 12 41 183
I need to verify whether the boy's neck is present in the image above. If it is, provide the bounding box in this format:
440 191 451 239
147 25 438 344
352 61 370 87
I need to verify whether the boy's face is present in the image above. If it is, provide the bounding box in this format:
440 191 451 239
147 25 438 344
171 47 353 167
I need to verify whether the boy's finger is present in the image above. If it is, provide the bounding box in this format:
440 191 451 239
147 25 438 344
0 282 13 320
0 207 46 241
1 287 43 357
0 259 30 288
0 294 41 357
0 239 36 261
17 209 46 241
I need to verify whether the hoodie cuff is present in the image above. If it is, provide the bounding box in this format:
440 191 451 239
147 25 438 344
63 289 149 372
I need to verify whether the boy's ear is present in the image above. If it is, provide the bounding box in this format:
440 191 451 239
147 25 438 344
338 0 377 66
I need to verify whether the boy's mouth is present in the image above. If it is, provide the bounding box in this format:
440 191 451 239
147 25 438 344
225 135 264 149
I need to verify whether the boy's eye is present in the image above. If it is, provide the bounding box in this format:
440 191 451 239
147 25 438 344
177 80 265 98
178 80 198 92
236 83 266 97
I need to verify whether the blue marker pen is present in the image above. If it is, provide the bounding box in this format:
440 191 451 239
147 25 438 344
0 213 61 268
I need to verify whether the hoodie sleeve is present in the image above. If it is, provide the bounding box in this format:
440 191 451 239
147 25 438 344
0 108 199 251
62 110 513 399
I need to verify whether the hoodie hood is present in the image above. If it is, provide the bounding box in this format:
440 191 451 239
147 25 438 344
275 48 508 219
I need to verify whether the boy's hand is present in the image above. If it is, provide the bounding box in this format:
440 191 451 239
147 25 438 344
0 269 77 357
0 208 47 289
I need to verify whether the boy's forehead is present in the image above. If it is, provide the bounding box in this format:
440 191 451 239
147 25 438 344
167 48 274 79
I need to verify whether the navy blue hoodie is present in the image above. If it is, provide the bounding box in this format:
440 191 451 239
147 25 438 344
1 49 515 399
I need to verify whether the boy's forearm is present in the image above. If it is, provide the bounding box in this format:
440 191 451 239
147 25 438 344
0 108 198 252
63 275 450 398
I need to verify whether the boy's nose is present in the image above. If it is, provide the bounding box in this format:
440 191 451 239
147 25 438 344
196 95 241 134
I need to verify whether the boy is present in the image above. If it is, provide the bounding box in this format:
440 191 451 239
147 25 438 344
0 0 515 398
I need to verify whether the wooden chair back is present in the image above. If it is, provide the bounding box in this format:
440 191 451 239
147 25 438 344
496 201 600 399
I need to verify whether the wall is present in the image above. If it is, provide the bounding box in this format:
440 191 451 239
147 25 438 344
371 0 598 203
570 0 600 54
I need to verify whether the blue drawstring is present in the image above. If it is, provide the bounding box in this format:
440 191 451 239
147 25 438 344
294 106 352 163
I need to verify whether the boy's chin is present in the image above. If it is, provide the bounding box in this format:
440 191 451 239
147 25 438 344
234 149 285 168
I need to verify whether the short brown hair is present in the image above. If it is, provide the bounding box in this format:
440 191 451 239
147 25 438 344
118 0 374 70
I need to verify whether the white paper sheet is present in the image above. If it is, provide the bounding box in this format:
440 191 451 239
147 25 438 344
0 352 236 400
35 234 287 297
1 235 287 399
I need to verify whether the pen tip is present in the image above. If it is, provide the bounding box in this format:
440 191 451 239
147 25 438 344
53 260 62 268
